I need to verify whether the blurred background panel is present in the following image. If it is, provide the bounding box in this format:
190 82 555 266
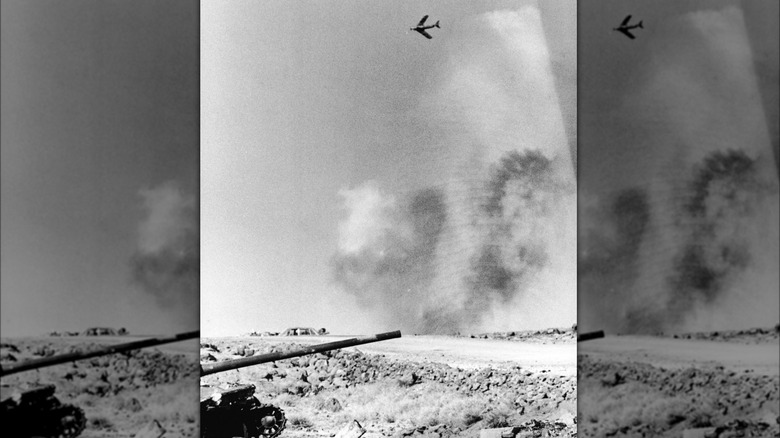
1 1 200 437
577 1 779 437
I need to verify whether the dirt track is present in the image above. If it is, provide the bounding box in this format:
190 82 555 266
578 333 779 438
233 334 575 375
202 333 578 437
579 335 779 374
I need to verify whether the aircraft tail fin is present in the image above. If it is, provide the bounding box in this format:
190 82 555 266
637 21 643 28
434 21 440 28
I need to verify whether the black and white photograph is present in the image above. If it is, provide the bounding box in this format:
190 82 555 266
200 0 576 437
577 0 779 436
1 1 200 437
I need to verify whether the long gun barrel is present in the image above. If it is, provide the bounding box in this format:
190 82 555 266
201 330 401 376
1 330 199 377
577 330 605 342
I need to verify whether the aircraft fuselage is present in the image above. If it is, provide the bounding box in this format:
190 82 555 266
614 24 641 32
411 24 437 31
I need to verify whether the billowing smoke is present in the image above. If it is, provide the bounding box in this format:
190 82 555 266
661 151 772 326
578 188 651 330
333 7 576 334
458 150 574 332
579 7 780 334
332 183 447 332
130 181 199 328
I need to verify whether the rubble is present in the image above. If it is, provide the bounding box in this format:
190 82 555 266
464 327 576 344
133 420 166 438
202 338 577 437
480 420 573 438
0 338 198 438
335 420 366 438
205 343 574 402
578 355 779 437
664 326 780 344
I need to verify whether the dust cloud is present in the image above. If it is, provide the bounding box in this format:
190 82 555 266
333 7 576 334
130 181 199 329
579 7 779 334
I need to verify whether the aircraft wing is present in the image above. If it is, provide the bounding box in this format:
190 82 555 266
620 15 632 26
415 28 433 39
417 15 428 26
618 28 635 39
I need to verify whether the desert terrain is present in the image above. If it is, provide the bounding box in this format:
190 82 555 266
0 335 199 438
577 327 779 438
201 328 577 438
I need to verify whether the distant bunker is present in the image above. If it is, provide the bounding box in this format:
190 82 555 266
280 327 327 336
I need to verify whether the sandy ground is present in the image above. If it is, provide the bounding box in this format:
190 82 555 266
202 333 577 438
577 331 779 438
579 335 779 374
1 336 199 438
226 334 575 374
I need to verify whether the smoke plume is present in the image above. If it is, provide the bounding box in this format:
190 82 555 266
333 7 576 334
130 181 199 328
332 183 447 332
579 7 780 334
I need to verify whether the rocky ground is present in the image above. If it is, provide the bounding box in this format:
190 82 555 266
0 336 199 438
460 327 577 344
201 332 577 438
660 325 780 345
577 326 780 438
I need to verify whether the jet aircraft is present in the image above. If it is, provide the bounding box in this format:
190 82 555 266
411 15 440 40
614 15 643 39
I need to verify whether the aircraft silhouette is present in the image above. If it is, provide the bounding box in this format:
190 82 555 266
614 15 643 39
411 15 440 39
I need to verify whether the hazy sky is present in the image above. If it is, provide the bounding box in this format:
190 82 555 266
579 0 779 193
202 0 576 336
1 0 199 336
578 0 779 333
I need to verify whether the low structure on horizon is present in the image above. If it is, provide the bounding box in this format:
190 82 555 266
82 327 128 336
280 327 327 336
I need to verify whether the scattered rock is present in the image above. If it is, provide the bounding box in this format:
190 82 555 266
320 397 342 412
334 420 366 438
133 419 166 438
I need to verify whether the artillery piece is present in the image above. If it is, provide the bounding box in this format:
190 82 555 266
0 383 87 438
200 330 402 438
0 330 199 438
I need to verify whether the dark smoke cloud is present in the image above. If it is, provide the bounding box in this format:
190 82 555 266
661 151 775 329
333 150 574 334
578 188 651 331
462 151 567 323
623 151 776 333
129 181 198 328
580 7 779 334
332 7 575 334
332 185 447 332
580 151 778 334
578 187 650 275
483 150 559 216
